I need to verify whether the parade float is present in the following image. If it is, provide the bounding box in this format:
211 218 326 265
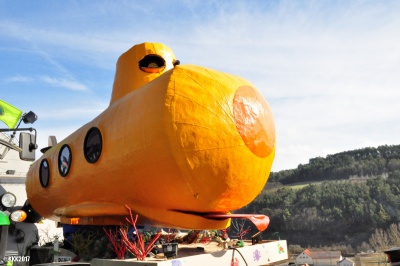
2 42 287 265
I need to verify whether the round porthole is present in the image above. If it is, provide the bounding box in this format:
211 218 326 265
84 127 102 164
139 54 166 73
39 159 50 188
58 145 72 177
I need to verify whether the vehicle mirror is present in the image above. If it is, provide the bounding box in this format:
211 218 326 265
19 132 36 161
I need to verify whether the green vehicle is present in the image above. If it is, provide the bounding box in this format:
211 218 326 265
0 101 40 264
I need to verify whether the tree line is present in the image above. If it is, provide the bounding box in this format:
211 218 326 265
269 145 400 184
238 144 400 252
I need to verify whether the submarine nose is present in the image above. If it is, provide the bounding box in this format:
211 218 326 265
233 85 275 158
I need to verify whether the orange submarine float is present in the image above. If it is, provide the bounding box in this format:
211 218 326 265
25 42 276 231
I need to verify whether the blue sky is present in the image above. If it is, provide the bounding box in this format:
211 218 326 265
1 0 400 171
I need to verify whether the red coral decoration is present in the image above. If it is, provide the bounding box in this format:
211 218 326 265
220 229 229 240
103 226 127 260
120 205 161 261
236 226 251 240
231 219 251 240
200 236 211 244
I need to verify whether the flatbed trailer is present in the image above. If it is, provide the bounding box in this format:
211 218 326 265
90 240 288 266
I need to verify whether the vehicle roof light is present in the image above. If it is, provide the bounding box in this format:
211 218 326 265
1 192 16 208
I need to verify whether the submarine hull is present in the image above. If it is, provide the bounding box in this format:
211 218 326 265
26 64 275 229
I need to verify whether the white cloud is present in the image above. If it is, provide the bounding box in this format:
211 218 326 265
4 75 33 83
175 1 400 171
40 76 88 91
38 106 107 120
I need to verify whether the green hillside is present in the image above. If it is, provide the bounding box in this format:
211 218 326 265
239 144 400 251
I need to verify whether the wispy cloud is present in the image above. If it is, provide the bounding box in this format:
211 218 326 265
178 0 400 171
38 106 107 120
4 75 34 83
40 76 88 91
3 75 88 91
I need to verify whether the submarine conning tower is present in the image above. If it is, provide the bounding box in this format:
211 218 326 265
110 42 177 105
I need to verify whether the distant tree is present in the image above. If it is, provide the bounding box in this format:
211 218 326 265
388 160 400 171
356 242 371 253
369 228 390 253
272 144 400 185
387 223 400 247
368 223 400 263
288 244 303 255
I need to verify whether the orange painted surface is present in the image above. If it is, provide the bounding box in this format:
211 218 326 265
110 42 176 104
25 42 276 229
233 85 275 158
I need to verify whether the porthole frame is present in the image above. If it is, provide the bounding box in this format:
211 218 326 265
83 127 103 164
58 144 72 177
39 159 50 188
138 54 166 73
